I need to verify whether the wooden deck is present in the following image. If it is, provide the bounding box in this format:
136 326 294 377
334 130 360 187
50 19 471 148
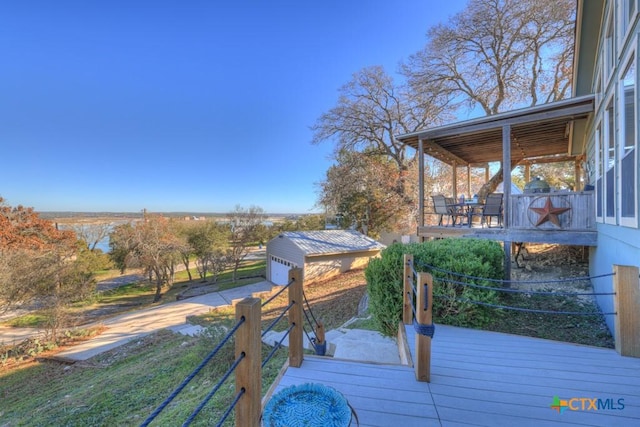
270 324 640 426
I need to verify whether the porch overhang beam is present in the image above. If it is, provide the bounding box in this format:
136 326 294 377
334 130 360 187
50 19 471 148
411 100 594 141
422 139 468 166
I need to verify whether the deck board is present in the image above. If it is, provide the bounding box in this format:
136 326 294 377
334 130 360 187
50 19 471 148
271 324 640 426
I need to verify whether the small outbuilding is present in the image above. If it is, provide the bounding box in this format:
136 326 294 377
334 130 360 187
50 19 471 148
266 230 386 285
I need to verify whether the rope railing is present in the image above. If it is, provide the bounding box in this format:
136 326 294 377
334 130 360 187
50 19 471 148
416 260 616 285
404 255 640 368
412 260 617 317
142 267 307 427
435 294 617 316
262 276 295 307
183 352 246 426
436 275 617 297
261 301 294 338
140 316 246 427
214 389 245 427
262 323 295 369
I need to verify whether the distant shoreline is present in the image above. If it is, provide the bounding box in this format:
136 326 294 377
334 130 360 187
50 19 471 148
41 211 316 223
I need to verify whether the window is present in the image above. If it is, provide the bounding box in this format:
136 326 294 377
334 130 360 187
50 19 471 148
605 98 616 223
621 0 637 37
605 10 616 83
595 124 604 221
620 53 637 226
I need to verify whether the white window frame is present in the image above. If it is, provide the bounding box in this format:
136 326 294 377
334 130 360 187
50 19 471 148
620 0 638 43
618 44 638 227
604 95 617 225
604 7 616 85
595 123 604 223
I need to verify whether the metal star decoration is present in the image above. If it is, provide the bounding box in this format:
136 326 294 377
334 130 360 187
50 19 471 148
529 197 571 227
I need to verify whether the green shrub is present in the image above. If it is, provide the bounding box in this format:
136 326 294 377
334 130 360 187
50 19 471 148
365 239 504 336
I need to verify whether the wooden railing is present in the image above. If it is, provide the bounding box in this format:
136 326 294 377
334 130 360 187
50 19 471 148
236 267 304 426
509 190 595 230
402 254 433 382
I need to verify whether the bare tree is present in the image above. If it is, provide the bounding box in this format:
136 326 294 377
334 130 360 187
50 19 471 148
312 66 452 229
227 205 266 281
111 215 182 302
403 0 575 115
70 223 111 252
402 0 575 198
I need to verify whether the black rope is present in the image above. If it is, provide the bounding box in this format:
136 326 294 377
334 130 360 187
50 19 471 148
140 317 245 427
261 301 294 338
301 287 319 328
416 260 616 285
435 294 617 316
301 324 319 354
183 352 246 426
413 319 435 338
437 276 617 297
262 324 294 369
215 388 245 427
408 292 416 319
409 261 418 279
262 277 294 307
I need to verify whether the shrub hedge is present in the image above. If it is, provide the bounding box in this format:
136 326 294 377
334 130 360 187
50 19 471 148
365 238 504 336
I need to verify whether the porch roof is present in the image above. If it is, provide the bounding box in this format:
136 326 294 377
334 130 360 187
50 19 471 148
396 95 594 166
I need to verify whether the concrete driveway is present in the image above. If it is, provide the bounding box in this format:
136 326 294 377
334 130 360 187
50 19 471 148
20 281 273 362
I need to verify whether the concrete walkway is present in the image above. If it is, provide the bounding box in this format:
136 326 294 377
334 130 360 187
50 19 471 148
52 281 273 362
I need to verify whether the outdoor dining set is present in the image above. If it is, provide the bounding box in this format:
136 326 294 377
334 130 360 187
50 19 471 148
431 193 503 228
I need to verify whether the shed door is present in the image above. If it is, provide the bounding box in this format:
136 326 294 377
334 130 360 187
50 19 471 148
270 256 293 285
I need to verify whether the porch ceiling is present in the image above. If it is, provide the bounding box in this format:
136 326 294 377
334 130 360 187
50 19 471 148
397 95 595 166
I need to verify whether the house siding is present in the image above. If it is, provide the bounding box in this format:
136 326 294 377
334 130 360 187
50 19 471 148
265 237 305 283
579 0 640 339
266 230 385 284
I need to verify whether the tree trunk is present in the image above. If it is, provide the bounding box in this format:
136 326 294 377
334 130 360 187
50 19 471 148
477 160 522 201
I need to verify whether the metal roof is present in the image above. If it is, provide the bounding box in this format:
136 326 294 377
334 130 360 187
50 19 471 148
278 230 386 256
396 95 595 166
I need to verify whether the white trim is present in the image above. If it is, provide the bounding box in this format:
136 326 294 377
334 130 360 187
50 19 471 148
604 94 617 225
619 0 638 46
595 123 605 223
618 41 638 227
604 6 617 85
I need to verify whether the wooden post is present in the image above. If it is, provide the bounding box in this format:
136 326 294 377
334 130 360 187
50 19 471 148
418 139 425 229
415 272 433 382
315 321 325 346
613 265 640 357
288 267 304 367
452 163 458 199
235 297 261 427
403 254 414 325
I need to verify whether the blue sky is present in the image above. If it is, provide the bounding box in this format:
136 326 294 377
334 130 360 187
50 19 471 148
1 0 467 214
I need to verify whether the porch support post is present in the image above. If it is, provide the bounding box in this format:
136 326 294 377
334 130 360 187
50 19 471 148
466 165 471 196
418 139 425 229
524 163 531 183
574 158 582 190
502 124 512 284
452 164 458 199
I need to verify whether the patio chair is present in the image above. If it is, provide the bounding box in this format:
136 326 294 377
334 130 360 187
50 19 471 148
432 195 455 226
480 193 503 227
445 196 468 226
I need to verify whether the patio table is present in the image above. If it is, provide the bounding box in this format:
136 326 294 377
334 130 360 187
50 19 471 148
451 201 484 227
